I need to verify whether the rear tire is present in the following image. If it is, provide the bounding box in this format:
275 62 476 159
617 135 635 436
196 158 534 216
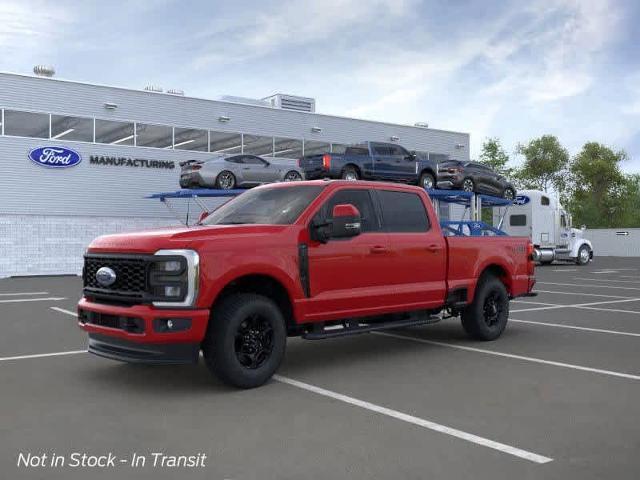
284 170 302 182
461 275 509 341
202 293 287 389
341 166 360 181
419 172 436 190
215 171 236 190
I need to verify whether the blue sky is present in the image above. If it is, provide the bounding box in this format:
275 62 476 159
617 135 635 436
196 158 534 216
2 0 639 171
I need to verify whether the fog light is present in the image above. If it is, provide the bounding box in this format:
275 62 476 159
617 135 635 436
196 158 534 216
153 318 192 333
164 286 181 297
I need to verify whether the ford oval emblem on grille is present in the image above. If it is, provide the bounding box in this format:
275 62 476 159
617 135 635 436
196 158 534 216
96 267 117 287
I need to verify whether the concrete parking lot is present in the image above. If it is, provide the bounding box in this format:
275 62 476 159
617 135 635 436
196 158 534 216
1 258 639 480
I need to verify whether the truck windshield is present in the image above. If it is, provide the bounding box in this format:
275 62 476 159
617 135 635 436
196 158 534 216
201 185 324 226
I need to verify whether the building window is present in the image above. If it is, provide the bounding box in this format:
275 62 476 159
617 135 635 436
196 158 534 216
136 123 173 149
243 134 274 156
95 119 135 145
173 127 208 151
273 137 303 159
541 196 550 206
51 115 94 142
331 143 348 154
303 140 330 156
3 110 49 138
210 131 242 154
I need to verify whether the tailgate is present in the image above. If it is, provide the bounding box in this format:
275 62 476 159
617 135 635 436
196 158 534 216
298 154 326 176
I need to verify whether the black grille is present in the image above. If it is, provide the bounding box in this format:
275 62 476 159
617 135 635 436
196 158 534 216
83 254 151 304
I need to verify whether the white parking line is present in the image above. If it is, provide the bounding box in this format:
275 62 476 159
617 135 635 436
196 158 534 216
374 332 640 381
534 290 631 299
510 318 640 337
0 350 86 362
0 291 49 296
0 297 66 304
578 306 640 315
51 307 78 316
274 375 553 464
573 277 640 285
538 282 640 291
511 297 640 313
511 300 558 306
551 269 576 272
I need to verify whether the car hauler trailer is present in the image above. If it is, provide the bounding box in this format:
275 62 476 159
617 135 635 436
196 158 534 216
148 186 514 237
495 189 593 265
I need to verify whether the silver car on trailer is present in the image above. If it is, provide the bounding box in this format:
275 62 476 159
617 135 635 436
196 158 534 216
180 154 304 190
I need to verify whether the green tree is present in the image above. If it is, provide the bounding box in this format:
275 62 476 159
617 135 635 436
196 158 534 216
514 135 569 193
478 137 512 176
567 142 640 228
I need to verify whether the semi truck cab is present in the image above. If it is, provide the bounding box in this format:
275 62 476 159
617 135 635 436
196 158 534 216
498 189 593 265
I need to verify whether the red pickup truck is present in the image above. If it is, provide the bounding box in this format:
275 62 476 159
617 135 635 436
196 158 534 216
78 180 535 388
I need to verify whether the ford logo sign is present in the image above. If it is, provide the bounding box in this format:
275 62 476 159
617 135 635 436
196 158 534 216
514 195 530 205
95 267 117 287
28 146 82 168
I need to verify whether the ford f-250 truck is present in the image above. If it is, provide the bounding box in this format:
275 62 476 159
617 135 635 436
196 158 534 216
78 180 536 388
299 141 439 189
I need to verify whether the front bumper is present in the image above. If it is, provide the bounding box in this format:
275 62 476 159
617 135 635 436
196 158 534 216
78 298 210 364
88 333 200 364
436 174 463 190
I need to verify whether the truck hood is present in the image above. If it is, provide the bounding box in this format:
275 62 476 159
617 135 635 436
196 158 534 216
88 224 288 253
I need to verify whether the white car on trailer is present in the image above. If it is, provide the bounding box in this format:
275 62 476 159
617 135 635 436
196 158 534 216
496 189 594 265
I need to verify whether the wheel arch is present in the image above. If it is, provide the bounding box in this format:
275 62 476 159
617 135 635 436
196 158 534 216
209 273 296 332
474 263 513 299
342 163 362 176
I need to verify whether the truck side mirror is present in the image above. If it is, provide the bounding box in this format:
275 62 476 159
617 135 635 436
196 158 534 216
330 204 361 239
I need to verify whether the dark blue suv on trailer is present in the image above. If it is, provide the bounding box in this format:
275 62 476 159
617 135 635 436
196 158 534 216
298 141 439 189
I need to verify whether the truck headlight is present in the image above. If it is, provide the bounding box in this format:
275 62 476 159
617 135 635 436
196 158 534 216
151 250 199 308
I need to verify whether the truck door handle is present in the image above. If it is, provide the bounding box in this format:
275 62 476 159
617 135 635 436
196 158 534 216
370 245 389 254
427 244 442 252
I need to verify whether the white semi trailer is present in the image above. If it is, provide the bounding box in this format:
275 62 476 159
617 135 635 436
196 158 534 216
495 189 594 265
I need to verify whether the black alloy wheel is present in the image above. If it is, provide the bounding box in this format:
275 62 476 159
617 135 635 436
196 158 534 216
234 314 274 369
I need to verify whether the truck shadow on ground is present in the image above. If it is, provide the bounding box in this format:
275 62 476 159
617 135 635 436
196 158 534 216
79 321 525 394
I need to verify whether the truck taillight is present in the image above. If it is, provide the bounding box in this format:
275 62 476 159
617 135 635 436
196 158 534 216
527 243 536 275
322 154 331 169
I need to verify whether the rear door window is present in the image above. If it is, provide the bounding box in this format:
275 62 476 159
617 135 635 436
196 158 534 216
377 190 430 232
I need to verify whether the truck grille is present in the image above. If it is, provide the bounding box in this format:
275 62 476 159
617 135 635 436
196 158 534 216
83 255 151 304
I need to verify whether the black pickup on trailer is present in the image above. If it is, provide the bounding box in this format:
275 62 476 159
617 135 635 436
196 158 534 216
299 141 439 189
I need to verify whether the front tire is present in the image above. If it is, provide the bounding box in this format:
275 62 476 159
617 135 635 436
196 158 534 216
576 244 591 266
503 187 515 200
419 172 436 190
215 171 236 190
341 166 360 181
462 178 475 193
461 275 509 341
203 293 287 389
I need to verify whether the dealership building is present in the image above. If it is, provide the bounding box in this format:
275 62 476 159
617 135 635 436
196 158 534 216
0 70 470 277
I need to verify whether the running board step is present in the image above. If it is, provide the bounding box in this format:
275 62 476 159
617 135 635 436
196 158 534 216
302 315 440 340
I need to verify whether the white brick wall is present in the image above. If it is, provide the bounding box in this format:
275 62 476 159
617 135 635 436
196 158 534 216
0 215 181 277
